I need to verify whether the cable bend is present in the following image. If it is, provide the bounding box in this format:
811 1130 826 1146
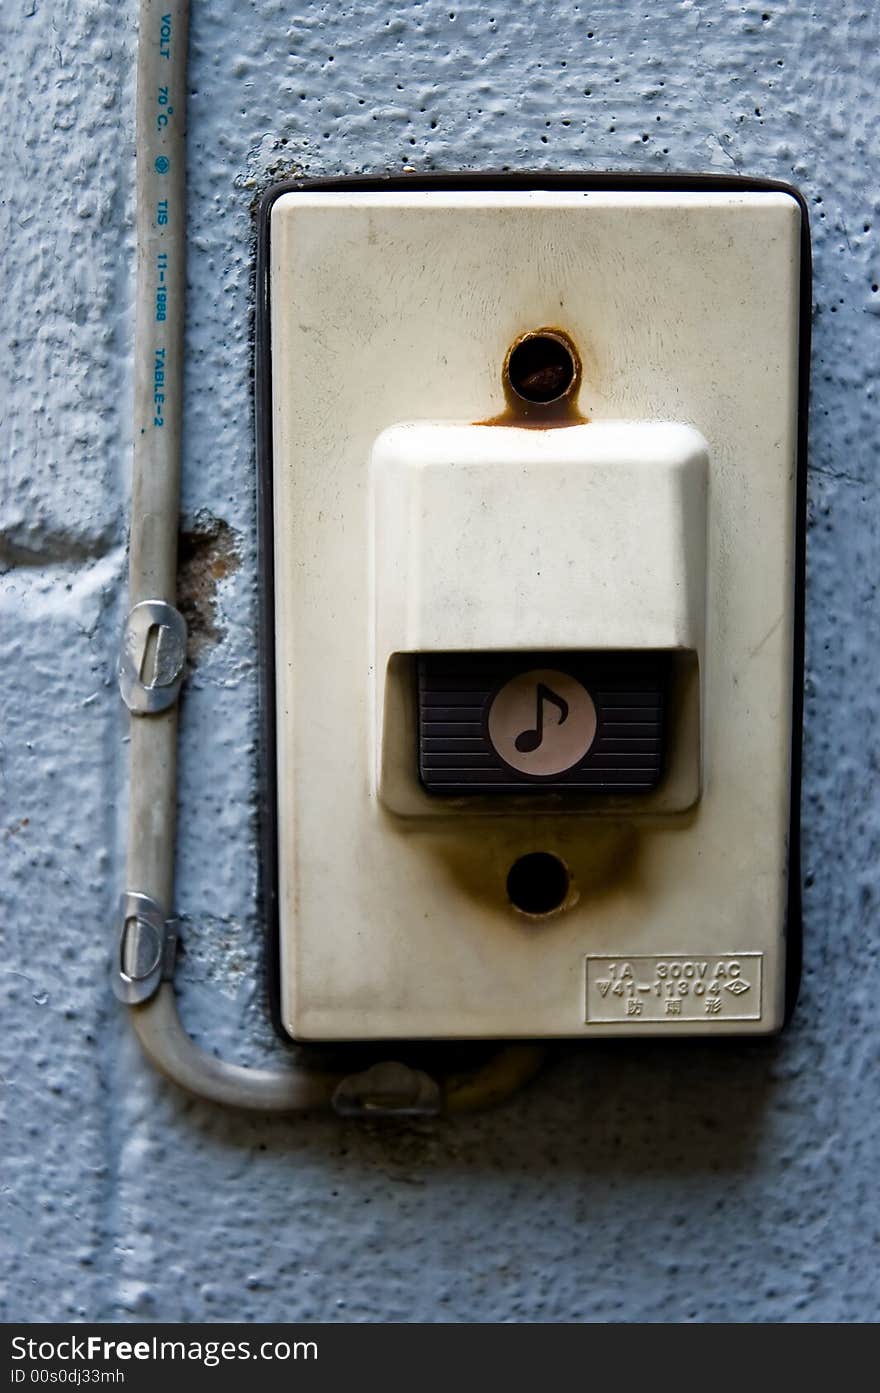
130 987 547 1116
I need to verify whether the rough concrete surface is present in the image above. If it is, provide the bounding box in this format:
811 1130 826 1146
1 0 878 1323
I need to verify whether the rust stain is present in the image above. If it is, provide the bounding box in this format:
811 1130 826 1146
476 326 590 429
475 399 589 430
422 820 646 924
177 513 241 666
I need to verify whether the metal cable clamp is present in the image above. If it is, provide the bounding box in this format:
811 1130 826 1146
118 600 187 714
114 891 178 1005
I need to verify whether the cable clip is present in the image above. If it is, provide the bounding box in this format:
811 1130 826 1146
118 600 187 714
114 892 178 1005
332 1061 442 1118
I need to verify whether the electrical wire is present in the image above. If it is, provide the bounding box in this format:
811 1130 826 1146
122 0 546 1114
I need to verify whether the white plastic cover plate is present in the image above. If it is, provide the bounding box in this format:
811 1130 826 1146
264 186 803 1041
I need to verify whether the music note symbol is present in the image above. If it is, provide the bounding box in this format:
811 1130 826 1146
514 682 570 753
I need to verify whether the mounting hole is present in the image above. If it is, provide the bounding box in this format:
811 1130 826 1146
505 330 580 404
506 852 570 916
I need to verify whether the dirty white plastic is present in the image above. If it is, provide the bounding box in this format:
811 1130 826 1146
372 419 707 817
268 189 801 1041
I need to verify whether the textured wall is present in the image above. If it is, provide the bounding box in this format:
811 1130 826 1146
2 0 878 1324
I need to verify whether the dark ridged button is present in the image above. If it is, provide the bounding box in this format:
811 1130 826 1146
418 652 668 795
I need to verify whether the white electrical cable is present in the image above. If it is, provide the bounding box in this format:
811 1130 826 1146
121 0 546 1114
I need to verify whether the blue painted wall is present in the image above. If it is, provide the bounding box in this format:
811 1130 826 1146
2 0 877 1322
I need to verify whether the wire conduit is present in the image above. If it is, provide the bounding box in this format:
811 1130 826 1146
121 0 546 1115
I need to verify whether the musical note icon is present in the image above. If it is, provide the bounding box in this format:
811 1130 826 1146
487 667 597 778
514 683 569 753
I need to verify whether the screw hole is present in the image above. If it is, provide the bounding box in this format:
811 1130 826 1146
505 330 580 404
507 852 570 916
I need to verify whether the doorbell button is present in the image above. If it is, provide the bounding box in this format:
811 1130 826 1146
418 653 667 795
487 669 597 777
